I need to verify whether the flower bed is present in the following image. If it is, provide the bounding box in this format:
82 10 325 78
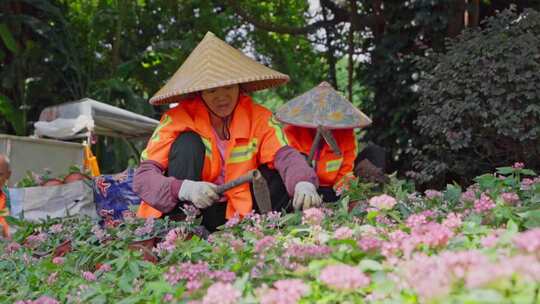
1 164 539 303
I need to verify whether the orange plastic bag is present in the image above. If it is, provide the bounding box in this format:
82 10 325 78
84 145 101 177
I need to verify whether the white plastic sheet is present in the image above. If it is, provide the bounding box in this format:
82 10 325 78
9 180 96 221
35 98 159 139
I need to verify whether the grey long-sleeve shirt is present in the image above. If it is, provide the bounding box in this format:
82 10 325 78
133 145 318 213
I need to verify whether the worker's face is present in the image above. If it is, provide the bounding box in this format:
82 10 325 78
201 84 240 117
0 158 11 188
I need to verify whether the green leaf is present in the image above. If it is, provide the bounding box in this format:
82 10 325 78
339 195 350 214
444 183 462 204
495 167 514 175
0 23 18 54
506 219 519 233
146 280 173 294
358 259 384 272
128 261 140 278
520 169 537 176
0 94 25 135
518 210 540 228
366 210 379 221
457 289 505 303
118 274 133 293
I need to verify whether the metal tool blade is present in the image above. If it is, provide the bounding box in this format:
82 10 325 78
252 170 272 213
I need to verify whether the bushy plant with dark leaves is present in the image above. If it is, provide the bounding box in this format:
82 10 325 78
409 8 540 186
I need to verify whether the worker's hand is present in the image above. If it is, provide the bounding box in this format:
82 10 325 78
178 180 219 209
293 181 322 211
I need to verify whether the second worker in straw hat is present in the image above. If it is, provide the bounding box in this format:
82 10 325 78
133 32 321 232
275 82 373 202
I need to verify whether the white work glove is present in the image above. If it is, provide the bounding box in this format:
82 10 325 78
293 181 322 211
178 180 219 209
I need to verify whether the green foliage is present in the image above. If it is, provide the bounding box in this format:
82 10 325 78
410 8 540 186
2 166 540 302
358 0 451 171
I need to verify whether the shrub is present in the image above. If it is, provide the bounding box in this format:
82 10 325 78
409 7 540 186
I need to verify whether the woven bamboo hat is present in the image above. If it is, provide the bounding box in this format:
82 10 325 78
149 32 290 105
275 81 372 129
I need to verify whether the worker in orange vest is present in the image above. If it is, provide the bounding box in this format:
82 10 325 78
134 32 321 231
0 154 12 239
276 82 372 202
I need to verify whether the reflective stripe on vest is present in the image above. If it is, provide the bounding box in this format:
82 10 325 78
268 116 288 147
228 139 258 164
150 114 173 142
326 158 343 173
201 137 213 159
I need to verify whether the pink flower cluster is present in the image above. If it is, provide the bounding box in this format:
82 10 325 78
369 194 397 210
460 187 477 203
224 213 241 228
209 270 236 283
202 282 240 304
49 224 63 234
264 211 282 228
181 203 201 223
512 162 525 169
97 263 112 272
52 257 64 265
410 222 454 248
82 271 96 282
424 190 443 200
501 192 520 205
155 227 187 254
442 213 462 230
358 237 382 252
465 255 540 288
255 236 276 253
473 193 496 213
260 279 310 304
513 228 540 254
134 218 154 237
406 213 428 229
400 250 488 300
284 243 332 263
520 177 540 190
165 261 210 287
5 242 21 254
319 264 370 290
402 248 540 301
25 233 47 248
302 208 325 226
165 262 235 292
333 226 353 240
91 225 109 242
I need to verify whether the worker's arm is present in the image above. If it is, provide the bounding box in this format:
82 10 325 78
133 160 182 213
257 114 319 198
134 111 184 213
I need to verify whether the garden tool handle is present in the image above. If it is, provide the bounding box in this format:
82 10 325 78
215 169 258 194
320 127 342 157
307 127 322 165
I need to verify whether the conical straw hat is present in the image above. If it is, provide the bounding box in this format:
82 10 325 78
149 32 290 105
275 81 372 129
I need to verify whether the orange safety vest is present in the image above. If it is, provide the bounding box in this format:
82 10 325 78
0 189 9 238
284 126 357 191
137 94 289 219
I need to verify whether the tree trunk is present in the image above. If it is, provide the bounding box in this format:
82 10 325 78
321 1 337 88
347 0 358 101
447 0 465 37
468 0 480 28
